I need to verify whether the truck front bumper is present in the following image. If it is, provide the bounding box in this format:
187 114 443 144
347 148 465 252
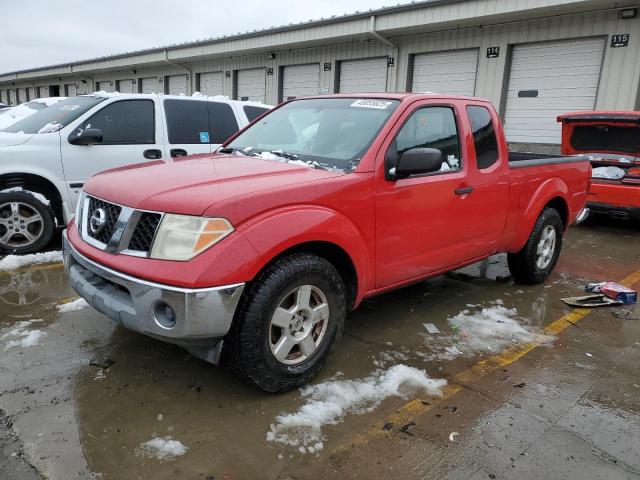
62 230 245 364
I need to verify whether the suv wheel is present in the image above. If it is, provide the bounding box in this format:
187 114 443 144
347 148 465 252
224 253 347 392
507 208 563 284
0 191 56 255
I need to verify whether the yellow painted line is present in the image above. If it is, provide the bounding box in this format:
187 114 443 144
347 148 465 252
333 268 640 454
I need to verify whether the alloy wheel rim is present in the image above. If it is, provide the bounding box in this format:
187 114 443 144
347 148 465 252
535 225 556 270
269 284 330 365
0 202 44 248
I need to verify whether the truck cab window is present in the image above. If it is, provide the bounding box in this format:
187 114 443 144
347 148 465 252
395 106 461 172
467 105 499 169
81 100 155 144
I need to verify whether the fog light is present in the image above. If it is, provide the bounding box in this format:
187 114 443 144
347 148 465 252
154 301 177 329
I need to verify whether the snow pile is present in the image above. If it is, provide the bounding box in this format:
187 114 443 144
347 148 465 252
0 251 63 271
0 187 50 205
592 166 625 180
57 298 89 313
267 365 446 453
446 304 555 356
37 122 62 134
135 436 188 460
2 319 45 349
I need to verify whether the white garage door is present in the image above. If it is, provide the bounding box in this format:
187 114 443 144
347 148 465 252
504 38 605 144
39 86 48 98
9 90 16 105
140 77 157 94
282 64 320 100
117 79 134 93
200 72 223 96
339 58 388 93
411 49 478 95
18 89 27 104
167 75 188 95
97 81 113 92
237 68 266 103
27 87 36 101
65 84 77 96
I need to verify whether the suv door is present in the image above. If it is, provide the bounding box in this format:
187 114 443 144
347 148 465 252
374 102 478 288
60 98 163 206
163 99 213 159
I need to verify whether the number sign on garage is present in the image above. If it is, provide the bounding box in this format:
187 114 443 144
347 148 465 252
339 58 388 93
200 72 224 96
237 68 266 103
167 75 188 95
281 64 320 101
504 37 605 144
410 49 479 95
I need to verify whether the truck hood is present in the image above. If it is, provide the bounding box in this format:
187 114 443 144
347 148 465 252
84 154 343 215
0 132 34 147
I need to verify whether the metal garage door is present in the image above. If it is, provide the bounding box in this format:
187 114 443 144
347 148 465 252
39 86 48 98
18 89 27 104
339 58 388 93
140 78 157 94
9 90 16 105
65 84 77 96
200 72 223 96
167 75 188 95
411 49 478 95
117 79 134 93
97 81 113 92
27 87 36 101
504 38 605 144
237 68 266 103
282 64 319 100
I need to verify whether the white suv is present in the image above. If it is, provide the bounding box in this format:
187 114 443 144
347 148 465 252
0 93 271 254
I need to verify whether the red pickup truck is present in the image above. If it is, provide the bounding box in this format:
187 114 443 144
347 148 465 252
63 94 590 392
558 111 640 222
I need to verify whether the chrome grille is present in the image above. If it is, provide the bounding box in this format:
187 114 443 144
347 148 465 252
128 212 161 253
87 197 121 245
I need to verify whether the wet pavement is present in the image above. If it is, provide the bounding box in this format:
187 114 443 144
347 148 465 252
0 218 639 480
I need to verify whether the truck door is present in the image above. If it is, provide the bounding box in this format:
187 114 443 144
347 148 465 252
375 102 480 288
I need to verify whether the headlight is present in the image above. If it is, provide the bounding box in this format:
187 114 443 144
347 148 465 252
150 214 234 261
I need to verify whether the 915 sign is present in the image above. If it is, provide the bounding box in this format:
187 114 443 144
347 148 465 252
611 34 630 47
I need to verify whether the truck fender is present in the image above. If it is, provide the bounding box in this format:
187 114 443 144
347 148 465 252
504 177 570 253
237 205 373 305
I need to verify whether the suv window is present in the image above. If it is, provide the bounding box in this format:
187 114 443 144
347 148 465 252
164 99 209 144
394 106 461 172
243 105 269 122
209 102 239 143
467 106 499 169
81 100 154 144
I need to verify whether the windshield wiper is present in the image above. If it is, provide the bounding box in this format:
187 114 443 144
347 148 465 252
218 147 249 156
269 150 299 161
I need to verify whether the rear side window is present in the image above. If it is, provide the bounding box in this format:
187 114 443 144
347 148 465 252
467 106 499 169
164 99 209 144
243 105 269 122
209 102 239 143
82 100 154 144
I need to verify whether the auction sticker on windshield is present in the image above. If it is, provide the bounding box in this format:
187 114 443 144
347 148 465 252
350 99 394 109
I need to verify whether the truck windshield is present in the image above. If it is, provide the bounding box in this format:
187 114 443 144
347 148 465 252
225 98 400 172
1 96 106 134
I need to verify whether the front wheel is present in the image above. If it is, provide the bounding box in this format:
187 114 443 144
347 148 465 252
0 191 56 255
508 208 564 284
224 253 347 392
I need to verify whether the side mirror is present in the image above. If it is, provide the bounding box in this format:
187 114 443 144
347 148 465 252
69 128 103 146
394 148 444 178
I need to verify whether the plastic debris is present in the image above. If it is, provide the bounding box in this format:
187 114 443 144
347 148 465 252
585 353 593 357
423 323 440 334
561 294 623 307
586 282 637 304
449 432 459 442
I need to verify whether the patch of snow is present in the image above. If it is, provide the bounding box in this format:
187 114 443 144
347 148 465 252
136 436 188 460
592 166 625 180
2 319 45 350
266 365 446 453
37 122 62 134
0 251 63 271
57 298 89 313
0 187 50 205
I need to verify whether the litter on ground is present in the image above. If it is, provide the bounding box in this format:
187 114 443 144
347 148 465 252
423 323 440 334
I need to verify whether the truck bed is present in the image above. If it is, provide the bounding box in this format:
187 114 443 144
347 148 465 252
508 151 585 168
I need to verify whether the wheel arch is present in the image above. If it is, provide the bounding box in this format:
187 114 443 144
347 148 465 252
0 172 64 225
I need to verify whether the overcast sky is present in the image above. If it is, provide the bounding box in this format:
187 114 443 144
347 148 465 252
1 0 411 73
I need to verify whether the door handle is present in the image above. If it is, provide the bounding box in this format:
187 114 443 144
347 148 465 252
170 148 188 158
143 149 162 160
455 187 474 196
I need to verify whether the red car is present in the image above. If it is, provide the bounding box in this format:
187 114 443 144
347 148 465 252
558 111 640 222
63 94 590 391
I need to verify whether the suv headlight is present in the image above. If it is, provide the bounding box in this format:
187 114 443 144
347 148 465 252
150 214 234 261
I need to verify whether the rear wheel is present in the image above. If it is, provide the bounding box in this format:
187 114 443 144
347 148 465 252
507 208 563 284
224 253 346 392
0 191 55 255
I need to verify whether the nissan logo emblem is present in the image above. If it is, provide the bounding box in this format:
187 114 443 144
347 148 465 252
89 208 107 234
